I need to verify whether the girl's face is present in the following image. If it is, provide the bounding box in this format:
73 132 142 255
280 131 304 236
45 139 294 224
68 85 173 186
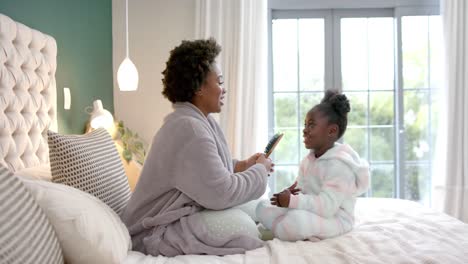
303 108 336 155
197 62 226 115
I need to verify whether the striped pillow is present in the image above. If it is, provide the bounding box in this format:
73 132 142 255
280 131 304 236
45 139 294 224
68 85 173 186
0 165 64 264
48 129 131 215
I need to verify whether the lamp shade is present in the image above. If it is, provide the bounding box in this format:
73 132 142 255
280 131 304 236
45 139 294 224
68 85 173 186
117 57 139 91
90 100 114 129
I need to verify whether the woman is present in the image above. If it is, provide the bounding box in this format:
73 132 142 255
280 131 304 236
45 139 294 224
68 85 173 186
121 38 273 257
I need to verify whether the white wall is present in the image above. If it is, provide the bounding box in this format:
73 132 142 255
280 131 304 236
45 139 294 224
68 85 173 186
112 0 195 143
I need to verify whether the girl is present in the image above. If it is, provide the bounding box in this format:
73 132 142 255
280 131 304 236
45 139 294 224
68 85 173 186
256 90 370 241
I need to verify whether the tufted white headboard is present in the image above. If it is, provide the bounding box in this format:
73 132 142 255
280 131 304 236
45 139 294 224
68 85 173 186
0 13 57 172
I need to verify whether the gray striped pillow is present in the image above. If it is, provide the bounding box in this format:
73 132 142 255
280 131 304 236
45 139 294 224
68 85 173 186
48 129 131 215
0 165 64 264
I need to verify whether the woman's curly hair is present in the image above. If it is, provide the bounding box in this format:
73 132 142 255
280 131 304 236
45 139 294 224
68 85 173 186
161 38 221 103
315 90 351 139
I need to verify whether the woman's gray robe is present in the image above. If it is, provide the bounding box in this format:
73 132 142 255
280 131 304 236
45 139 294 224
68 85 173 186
121 102 268 257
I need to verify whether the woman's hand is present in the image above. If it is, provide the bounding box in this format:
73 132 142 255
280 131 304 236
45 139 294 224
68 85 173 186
235 153 265 172
270 189 291 207
234 153 274 175
245 153 263 169
255 154 274 175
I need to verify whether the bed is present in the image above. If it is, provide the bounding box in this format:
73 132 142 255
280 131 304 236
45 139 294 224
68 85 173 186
1 12 468 264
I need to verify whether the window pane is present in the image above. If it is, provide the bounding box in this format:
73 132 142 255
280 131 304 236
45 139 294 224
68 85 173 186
274 93 298 128
347 92 368 126
402 16 429 89
368 18 394 90
371 164 394 198
298 19 324 91
370 91 394 126
272 19 298 92
404 164 430 205
341 18 368 90
299 92 322 123
343 127 368 160
341 17 394 91
371 128 394 161
429 16 443 89
274 165 298 193
404 91 430 161
273 129 299 164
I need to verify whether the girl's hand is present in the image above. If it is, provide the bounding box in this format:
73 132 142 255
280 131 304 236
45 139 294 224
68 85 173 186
287 181 301 195
270 189 291 207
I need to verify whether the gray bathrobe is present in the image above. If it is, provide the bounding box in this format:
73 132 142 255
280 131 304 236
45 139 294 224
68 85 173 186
121 102 268 257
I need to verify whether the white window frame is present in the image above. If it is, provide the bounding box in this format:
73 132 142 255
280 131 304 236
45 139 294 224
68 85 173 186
267 0 440 199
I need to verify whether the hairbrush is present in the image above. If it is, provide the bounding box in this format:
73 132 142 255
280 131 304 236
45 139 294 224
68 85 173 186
264 133 284 158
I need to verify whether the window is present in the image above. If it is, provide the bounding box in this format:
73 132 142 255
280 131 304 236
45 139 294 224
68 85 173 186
268 5 442 206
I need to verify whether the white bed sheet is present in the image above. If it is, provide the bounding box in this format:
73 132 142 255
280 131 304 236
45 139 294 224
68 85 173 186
124 198 468 264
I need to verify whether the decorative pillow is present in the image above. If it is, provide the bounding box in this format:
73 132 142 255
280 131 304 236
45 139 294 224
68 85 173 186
21 179 131 264
48 129 131 214
198 208 261 240
0 165 64 264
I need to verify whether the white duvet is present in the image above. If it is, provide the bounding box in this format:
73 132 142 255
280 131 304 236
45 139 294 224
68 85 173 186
124 198 468 264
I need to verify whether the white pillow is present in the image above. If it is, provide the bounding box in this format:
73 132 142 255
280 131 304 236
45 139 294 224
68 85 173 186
233 199 267 222
21 179 131 264
198 208 260 240
13 164 52 181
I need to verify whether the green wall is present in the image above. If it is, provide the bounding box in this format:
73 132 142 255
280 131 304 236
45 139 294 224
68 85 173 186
0 0 114 134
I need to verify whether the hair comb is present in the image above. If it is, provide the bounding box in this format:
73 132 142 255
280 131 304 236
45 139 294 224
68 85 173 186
264 133 284 158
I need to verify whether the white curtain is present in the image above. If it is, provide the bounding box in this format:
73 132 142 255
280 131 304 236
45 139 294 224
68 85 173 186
195 0 268 159
433 0 468 222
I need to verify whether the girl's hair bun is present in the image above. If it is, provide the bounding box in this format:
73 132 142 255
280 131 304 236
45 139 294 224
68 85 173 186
322 90 350 116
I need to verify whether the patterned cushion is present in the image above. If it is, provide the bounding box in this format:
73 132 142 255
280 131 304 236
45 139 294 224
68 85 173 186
48 129 131 214
0 165 64 264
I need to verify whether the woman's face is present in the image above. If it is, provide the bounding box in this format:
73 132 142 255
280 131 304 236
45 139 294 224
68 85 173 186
196 62 226 115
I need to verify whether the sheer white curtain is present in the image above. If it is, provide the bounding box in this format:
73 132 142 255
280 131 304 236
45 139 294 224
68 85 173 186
433 0 468 222
195 0 268 159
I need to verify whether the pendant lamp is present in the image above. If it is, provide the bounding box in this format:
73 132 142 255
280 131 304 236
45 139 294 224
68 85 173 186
117 0 139 91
